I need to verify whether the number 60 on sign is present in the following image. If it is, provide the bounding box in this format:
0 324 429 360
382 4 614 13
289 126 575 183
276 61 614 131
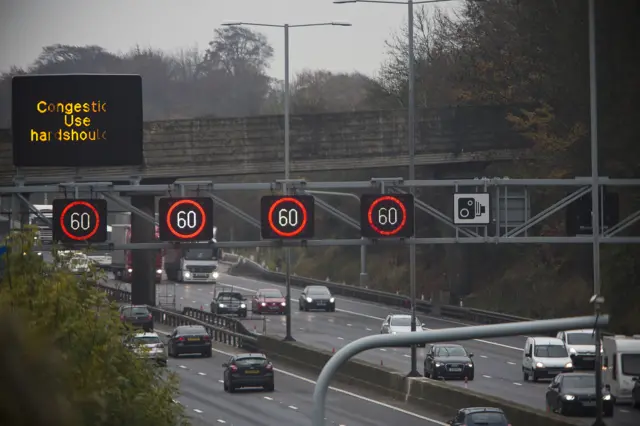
260 195 315 239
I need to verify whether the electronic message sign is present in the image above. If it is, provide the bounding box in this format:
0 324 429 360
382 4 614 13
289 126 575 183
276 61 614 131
260 195 315 239
360 194 415 238
11 74 143 167
158 197 214 241
52 199 108 243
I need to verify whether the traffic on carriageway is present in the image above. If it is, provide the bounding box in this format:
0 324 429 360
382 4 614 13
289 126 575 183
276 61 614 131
106 273 640 426
156 327 449 426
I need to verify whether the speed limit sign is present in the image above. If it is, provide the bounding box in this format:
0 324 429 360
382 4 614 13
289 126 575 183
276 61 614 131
158 197 214 241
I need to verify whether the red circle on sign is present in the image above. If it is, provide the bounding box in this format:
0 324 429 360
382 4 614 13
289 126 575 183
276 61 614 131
166 199 207 239
367 195 407 236
267 197 308 238
60 201 100 241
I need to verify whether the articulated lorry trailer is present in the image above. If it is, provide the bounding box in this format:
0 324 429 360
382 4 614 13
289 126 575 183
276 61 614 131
110 214 163 283
164 227 219 283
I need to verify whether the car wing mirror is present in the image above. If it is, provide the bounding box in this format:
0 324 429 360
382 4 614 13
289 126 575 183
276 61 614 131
468 353 474 357
605 384 611 390
632 377 638 382
222 363 228 367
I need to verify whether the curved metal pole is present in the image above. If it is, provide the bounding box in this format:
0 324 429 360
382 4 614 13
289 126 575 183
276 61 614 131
311 315 609 425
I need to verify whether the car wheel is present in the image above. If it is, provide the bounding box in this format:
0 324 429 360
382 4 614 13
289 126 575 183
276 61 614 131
298 303 303 311
633 399 640 409
604 408 614 417
523 370 528 381
264 381 275 392
203 350 212 358
331 307 336 312
559 400 569 416
423 367 430 378
223 380 228 392
228 382 236 393
532 371 539 382
467 374 474 381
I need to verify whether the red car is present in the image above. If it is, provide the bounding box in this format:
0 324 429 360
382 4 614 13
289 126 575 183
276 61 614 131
252 289 286 315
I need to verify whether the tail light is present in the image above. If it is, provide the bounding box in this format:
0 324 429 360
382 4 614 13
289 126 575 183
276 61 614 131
265 363 273 370
147 314 152 320
230 365 238 372
120 315 124 321
178 337 185 342
203 335 211 341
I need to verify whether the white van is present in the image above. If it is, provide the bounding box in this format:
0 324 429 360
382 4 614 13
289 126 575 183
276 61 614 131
522 337 574 382
556 329 600 369
602 335 640 404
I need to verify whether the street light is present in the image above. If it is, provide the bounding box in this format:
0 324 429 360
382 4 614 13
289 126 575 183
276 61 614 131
335 0 471 378
221 20 351 342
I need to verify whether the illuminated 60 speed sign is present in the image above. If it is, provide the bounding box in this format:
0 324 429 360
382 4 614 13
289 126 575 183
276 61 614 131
53 199 108 242
360 193 415 238
158 197 214 241
260 195 315 239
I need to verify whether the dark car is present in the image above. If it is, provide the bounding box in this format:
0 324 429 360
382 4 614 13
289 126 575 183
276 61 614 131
119 305 154 331
447 407 510 426
167 325 212 358
633 377 640 409
545 372 614 417
222 353 275 392
252 289 286 315
424 344 475 380
299 285 335 312
211 292 248 317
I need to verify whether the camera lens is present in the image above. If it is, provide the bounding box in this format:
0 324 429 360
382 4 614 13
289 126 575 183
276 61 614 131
459 208 470 218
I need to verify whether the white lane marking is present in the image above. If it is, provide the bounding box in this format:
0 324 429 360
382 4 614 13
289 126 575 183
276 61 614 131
156 330 447 426
179 365 187 369
513 382 522 386
264 396 273 401
619 409 629 413
193 409 203 413
198 372 206 376
337 337 344 340
366 328 372 331
216 420 226 423
507 361 516 365
218 379 224 383
482 375 492 379
480 355 488 359
403 354 411 358
288 405 298 410
380 348 387 352
347 324 352 327
227 283 521 351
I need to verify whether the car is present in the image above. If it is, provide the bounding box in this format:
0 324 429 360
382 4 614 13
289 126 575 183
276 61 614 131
446 407 510 426
222 353 275 392
211 291 248 317
167 325 212 358
424 344 475 380
252 288 286 315
545 372 614 417
557 329 599 369
299 285 335 312
522 336 574 382
632 377 640 409
119 305 154 331
125 332 167 366
380 314 426 346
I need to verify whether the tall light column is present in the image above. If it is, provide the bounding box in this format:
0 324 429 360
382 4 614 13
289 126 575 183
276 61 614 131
222 21 351 341
335 0 462 378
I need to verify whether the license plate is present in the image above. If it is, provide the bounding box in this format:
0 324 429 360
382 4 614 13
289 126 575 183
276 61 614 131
548 370 559 374
269 306 278 309
245 370 259 374
187 337 200 342
317 302 325 305
583 401 596 407
449 368 462 372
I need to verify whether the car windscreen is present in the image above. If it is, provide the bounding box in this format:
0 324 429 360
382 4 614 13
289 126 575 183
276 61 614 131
184 248 215 260
235 357 268 367
134 336 161 345
262 291 282 298
308 288 330 296
179 327 207 336
123 307 149 316
567 333 596 345
622 354 640 376
563 375 595 389
218 293 243 300
467 412 507 426
535 345 568 358
438 346 467 357
390 317 421 327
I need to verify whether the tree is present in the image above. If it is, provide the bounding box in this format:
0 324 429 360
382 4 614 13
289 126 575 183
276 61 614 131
202 27 274 76
0 230 188 426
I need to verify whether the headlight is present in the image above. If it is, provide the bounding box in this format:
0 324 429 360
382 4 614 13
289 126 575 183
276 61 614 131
218 304 225 308
569 347 577 354
435 362 442 367
127 268 133 273
603 394 611 400
212 271 219 279
156 269 162 274
184 271 191 278
564 395 575 401
281 302 286 306
240 303 246 308
392 331 397 335
535 362 545 368
565 362 573 369
261 302 266 307
467 363 474 367
37 252 42 256
306 297 312 303
329 297 335 303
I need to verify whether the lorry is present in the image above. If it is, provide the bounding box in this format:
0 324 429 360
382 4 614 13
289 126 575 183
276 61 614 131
111 216 163 283
602 335 640 404
164 227 219 283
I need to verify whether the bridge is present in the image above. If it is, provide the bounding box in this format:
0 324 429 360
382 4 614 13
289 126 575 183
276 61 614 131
0 104 531 185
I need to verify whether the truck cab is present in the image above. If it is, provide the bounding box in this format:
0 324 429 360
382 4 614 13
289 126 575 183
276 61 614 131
603 335 640 404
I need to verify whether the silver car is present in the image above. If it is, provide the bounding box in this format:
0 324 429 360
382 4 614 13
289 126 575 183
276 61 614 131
380 314 426 346
126 332 167 366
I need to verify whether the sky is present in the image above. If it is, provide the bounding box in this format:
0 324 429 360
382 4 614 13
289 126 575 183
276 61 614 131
0 0 461 79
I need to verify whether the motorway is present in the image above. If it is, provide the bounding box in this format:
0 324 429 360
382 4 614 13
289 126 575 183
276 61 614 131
156 326 449 426
108 271 640 426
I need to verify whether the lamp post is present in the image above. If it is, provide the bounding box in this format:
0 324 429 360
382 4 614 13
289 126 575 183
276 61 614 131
335 0 463 378
222 21 351 341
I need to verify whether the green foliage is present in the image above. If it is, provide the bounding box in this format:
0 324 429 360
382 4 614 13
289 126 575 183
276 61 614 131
0 229 189 426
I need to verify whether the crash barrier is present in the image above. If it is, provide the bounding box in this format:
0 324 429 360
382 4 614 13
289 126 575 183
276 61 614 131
98 283 132 303
257 334 581 426
181 306 256 336
225 254 605 334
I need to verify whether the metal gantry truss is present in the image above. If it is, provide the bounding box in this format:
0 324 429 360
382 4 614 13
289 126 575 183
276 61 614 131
1 177 639 248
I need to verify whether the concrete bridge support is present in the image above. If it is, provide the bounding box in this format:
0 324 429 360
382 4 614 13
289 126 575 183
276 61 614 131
130 195 156 306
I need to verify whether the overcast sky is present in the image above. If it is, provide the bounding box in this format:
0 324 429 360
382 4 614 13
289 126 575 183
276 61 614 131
0 0 460 78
